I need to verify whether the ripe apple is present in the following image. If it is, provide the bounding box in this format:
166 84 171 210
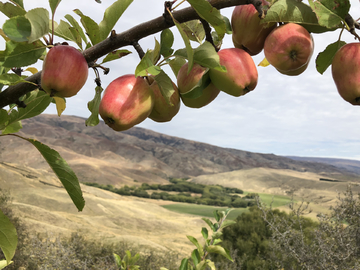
177 62 220 108
264 23 314 76
41 45 88 98
231 0 276 56
209 48 258 97
332 43 360 105
148 78 181 122
99 74 154 131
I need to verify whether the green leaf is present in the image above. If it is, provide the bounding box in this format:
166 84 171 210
5 90 52 129
308 0 344 29
219 219 236 230
153 70 175 106
73 9 100 45
150 38 161 65
54 20 81 46
0 73 24 85
201 227 208 240
263 0 321 26
173 18 193 74
187 235 204 257
179 258 189 270
0 260 13 270
101 49 131 64
187 0 226 40
181 20 205 43
223 16 232 34
316 40 346 74
319 0 350 19
98 0 133 40
0 2 25 18
49 0 62 15
9 0 23 8
160 29 174 57
25 137 85 211
168 56 186 77
1 40 46 68
65 14 88 44
2 120 22 134
212 231 222 239
180 68 211 99
206 245 233 262
3 16 31 42
0 109 9 129
113 253 121 267
86 85 103 126
191 249 200 266
202 218 215 232
135 51 161 77
205 259 216 270
195 260 206 270
0 209 17 265
25 8 49 43
174 42 225 71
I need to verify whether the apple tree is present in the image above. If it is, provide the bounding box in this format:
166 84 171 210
0 0 359 268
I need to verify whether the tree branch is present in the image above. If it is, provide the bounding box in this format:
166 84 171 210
0 0 248 109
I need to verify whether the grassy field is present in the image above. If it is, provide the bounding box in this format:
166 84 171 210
162 193 293 219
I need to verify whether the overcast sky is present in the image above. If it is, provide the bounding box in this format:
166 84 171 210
2 0 360 160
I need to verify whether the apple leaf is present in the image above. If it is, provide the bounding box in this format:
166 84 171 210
263 0 330 30
54 20 82 48
2 16 31 42
24 67 38 74
86 85 103 126
0 260 13 270
153 70 175 106
0 73 25 85
0 109 9 129
316 40 346 74
308 0 344 29
0 2 25 18
174 42 225 71
258 57 270 67
173 18 194 74
160 29 174 58
101 49 131 64
9 0 23 8
24 137 85 211
150 38 161 65
202 217 216 232
179 259 188 270
74 9 101 45
49 0 62 15
1 120 22 134
25 8 50 43
191 249 201 266
135 50 161 77
181 20 205 43
4 90 52 130
0 29 10 41
1 40 46 68
206 245 233 261
168 56 186 77
187 0 226 40
180 68 211 99
53 96 66 116
98 0 133 40
319 0 350 19
0 209 17 265
65 14 88 44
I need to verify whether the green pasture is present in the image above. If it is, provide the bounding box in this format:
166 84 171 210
162 193 293 219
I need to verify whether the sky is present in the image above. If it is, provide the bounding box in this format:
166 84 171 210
2 0 360 160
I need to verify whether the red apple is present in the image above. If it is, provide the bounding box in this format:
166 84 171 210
148 78 181 122
41 45 88 97
231 1 276 56
332 43 360 105
177 62 220 108
264 23 314 76
209 48 258 97
99 74 154 131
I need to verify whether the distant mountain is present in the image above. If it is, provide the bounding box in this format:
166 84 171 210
1 114 359 186
286 156 360 175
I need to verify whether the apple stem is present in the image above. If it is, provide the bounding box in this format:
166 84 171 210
200 18 219 52
133 41 145 59
163 1 177 25
248 0 265 19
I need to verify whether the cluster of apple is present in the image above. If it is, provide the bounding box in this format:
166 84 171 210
43 0 353 133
